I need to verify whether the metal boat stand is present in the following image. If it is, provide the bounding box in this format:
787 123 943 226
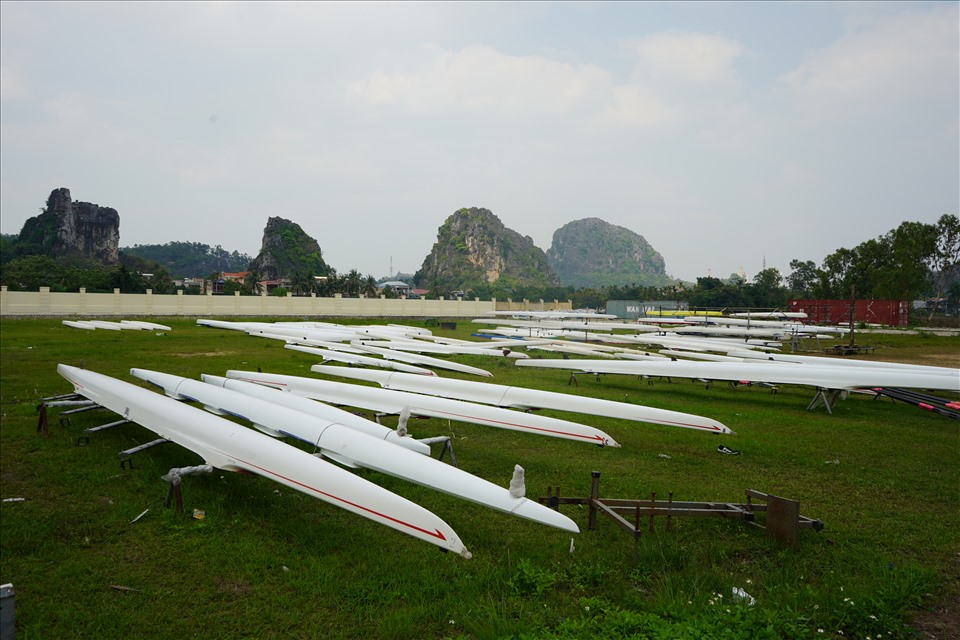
36 393 101 433
40 395 170 467
567 372 666 387
118 438 170 469
162 465 214 513
806 388 845 414
417 436 457 465
728 380 779 393
76 419 132 446
373 412 458 465
540 472 823 554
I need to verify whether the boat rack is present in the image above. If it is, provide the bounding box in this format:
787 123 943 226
36 393 102 434
539 472 823 551
806 388 846 414
870 387 960 420
825 344 876 356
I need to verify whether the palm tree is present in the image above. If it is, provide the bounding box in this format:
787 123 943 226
362 275 379 298
344 269 362 297
322 271 343 297
290 271 314 297
245 269 263 295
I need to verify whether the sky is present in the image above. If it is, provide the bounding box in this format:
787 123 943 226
1 1 957 283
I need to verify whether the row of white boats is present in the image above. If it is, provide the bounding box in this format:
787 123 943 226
62 319 172 331
196 315 959 396
54 317 736 556
55 312 958 556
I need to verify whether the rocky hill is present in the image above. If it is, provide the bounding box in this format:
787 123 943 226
415 207 559 292
15 188 120 264
247 217 331 280
546 218 670 288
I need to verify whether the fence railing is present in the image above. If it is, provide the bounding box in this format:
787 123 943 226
0 287 570 318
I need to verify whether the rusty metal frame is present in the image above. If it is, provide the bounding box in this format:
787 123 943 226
540 472 823 551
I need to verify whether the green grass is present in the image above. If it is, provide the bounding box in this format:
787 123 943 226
1 318 958 639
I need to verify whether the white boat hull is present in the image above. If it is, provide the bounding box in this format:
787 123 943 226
62 320 96 330
515 359 960 391
350 342 493 377
57 365 469 556
310 366 733 434
183 373 577 532
285 344 437 376
225 370 620 447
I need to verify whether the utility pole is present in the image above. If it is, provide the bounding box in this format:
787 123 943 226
848 285 856 349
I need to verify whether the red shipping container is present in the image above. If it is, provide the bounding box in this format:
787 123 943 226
788 299 909 327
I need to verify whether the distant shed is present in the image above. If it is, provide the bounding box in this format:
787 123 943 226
788 299 909 327
378 280 412 296
606 300 643 319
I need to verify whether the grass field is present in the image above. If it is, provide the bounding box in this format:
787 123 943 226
1 318 958 639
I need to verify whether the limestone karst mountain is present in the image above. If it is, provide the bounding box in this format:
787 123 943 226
546 218 670 288
247 217 332 281
414 207 559 293
15 188 120 264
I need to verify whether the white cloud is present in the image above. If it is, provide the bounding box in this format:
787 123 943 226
173 148 241 186
0 64 29 100
347 41 738 132
42 92 95 127
779 5 959 119
626 31 744 88
596 84 677 129
778 162 823 189
603 31 749 134
347 45 612 119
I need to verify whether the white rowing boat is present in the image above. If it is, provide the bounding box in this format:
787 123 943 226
309 365 734 434
130 369 577 533
197 375 431 455
62 320 96 330
224 370 621 447
354 339 530 359
58 365 469 556
350 342 493 377
515 359 960 392
285 344 437 376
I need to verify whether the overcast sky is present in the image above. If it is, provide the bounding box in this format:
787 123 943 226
1 1 957 283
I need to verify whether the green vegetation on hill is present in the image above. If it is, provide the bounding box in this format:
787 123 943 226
415 207 559 294
547 218 674 289
0 253 177 294
0 233 18 267
122 242 252 279
13 201 61 258
247 217 332 282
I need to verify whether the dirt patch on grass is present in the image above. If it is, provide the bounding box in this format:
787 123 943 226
884 353 960 368
917 353 960 367
860 349 960 368
911 602 960 639
171 351 237 358
217 578 252 597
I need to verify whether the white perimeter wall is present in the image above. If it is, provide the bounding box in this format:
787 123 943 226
0 287 570 317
